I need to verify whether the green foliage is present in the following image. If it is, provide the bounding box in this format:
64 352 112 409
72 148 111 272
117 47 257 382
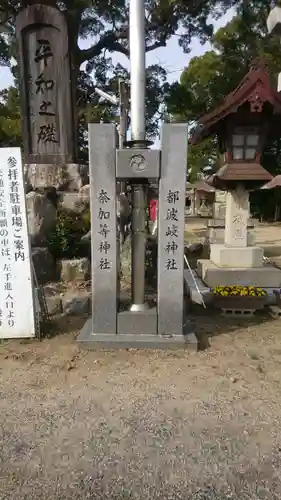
187 138 220 182
47 208 91 259
0 86 21 147
0 0 243 152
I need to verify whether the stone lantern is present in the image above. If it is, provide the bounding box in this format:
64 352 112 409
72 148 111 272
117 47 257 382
190 59 281 289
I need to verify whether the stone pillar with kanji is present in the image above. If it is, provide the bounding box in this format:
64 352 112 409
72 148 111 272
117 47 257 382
16 3 88 192
15 3 89 284
210 184 263 268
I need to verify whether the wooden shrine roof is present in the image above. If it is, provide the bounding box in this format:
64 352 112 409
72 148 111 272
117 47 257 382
187 180 215 192
206 162 272 190
190 59 281 145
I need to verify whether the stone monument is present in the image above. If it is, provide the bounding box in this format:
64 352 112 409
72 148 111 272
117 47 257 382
78 0 195 349
16 3 87 191
15 2 89 285
190 59 281 289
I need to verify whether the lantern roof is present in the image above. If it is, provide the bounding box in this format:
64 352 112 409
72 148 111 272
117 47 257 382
261 174 281 189
189 180 215 193
190 59 281 145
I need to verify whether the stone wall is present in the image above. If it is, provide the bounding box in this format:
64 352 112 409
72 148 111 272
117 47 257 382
25 163 91 286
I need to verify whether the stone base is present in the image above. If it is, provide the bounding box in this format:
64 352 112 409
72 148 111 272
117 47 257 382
117 308 157 335
78 318 198 350
208 227 255 246
210 244 263 268
197 259 281 288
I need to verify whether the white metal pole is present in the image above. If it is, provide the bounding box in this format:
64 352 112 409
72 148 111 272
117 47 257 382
129 0 148 311
129 0 146 141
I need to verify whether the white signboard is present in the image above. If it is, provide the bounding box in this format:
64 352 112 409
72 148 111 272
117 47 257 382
0 148 35 338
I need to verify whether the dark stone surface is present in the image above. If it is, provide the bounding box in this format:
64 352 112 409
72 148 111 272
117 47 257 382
185 243 204 257
26 191 57 246
32 247 56 284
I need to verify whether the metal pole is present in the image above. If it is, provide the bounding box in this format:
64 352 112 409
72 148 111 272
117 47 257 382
118 79 128 193
129 0 148 312
130 0 146 142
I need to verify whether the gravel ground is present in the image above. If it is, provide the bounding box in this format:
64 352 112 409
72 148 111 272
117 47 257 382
1 313 281 499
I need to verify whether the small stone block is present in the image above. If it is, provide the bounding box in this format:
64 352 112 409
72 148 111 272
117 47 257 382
45 295 62 316
268 305 281 319
117 308 157 335
221 309 255 318
210 244 263 268
62 296 90 315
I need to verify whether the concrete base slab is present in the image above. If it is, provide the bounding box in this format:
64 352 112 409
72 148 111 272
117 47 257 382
77 319 198 350
197 259 281 288
210 244 263 268
117 308 157 335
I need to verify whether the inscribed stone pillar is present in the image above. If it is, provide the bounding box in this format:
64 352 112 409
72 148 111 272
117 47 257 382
224 185 249 248
16 4 76 166
89 124 117 334
157 123 188 336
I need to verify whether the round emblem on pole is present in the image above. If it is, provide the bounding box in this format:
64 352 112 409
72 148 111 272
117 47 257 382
129 154 147 172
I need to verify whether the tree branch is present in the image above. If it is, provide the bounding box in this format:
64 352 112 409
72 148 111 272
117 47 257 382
78 29 128 63
78 33 168 63
146 40 167 52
